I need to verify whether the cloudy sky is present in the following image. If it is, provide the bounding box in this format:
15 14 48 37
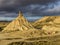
0 0 60 21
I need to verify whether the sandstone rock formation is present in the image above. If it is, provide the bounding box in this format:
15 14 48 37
2 11 34 32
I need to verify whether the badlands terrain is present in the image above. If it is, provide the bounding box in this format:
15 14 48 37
0 12 60 45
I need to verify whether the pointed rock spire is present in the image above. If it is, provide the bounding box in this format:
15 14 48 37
18 11 23 18
2 11 34 32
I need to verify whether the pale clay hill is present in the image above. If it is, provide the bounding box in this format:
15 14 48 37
2 11 34 32
33 16 60 34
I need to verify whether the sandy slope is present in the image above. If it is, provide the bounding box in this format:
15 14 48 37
0 32 60 45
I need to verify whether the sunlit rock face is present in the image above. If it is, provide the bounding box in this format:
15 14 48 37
2 11 34 32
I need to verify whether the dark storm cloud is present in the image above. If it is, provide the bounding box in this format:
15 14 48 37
0 0 59 11
0 0 60 17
